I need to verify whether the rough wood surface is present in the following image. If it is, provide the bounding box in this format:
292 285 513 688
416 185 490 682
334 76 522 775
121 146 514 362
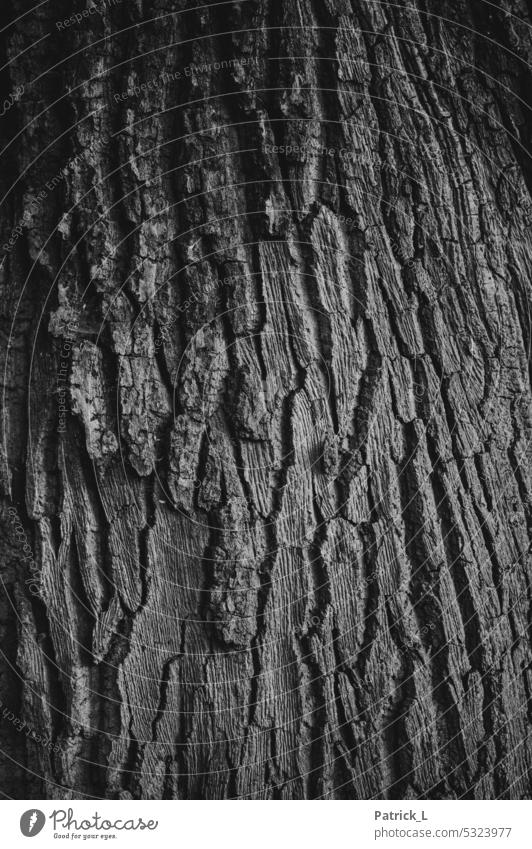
1 0 532 799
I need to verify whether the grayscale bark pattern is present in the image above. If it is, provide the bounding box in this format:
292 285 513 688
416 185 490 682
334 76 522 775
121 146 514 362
1 0 532 800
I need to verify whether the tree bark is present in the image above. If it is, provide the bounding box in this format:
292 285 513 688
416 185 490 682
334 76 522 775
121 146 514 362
1 0 532 800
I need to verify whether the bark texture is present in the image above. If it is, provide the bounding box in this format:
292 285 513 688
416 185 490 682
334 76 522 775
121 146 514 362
1 0 532 800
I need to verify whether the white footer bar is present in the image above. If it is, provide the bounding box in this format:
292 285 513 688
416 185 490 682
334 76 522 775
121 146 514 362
4 799 531 848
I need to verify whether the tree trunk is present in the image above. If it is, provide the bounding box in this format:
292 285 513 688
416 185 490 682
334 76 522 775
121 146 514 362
2 0 532 800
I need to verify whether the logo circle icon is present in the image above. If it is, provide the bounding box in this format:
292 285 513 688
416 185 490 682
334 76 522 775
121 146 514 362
20 810 45 837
